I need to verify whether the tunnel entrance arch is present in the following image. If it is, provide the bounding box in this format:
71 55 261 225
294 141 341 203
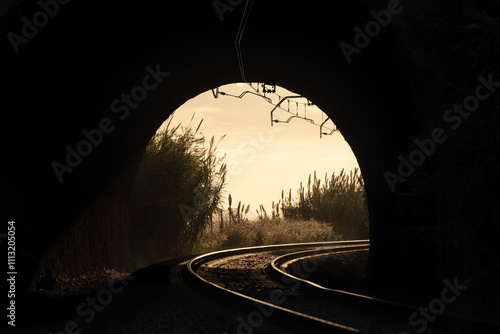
4 0 418 296
127 81 369 267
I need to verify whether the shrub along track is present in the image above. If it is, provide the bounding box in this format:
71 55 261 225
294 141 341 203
175 241 500 334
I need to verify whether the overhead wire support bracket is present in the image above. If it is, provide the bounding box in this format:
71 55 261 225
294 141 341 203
262 83 276 94
212 87 219 99
213 81 336 139
270 95 314 127
275 115 315 125
212 87 273 104
320 117 337 138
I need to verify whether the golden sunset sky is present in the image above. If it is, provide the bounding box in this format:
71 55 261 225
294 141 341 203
159 83 360 216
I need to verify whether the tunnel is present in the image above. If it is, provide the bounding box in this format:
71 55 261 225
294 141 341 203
2 0 499 322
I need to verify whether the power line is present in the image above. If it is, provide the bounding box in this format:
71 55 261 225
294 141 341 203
231 2 337 138
235 0 254 82
212 82 338 138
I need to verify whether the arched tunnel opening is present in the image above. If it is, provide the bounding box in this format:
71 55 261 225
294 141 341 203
127 82 369 270
2 0 500 330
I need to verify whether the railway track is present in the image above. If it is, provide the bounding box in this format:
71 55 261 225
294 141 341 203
175 241 499 333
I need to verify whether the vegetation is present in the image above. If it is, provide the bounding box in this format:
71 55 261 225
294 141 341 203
130 113 369 268
280 168 369 240
193 217 340 253
130 115 227 268
194 167 369 253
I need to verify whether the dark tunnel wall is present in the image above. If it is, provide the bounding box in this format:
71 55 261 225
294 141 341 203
1 0 499 313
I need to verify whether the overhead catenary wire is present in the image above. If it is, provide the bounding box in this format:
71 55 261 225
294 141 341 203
250 84 337 135
235 0 254 83
231 2 336 137
214 82 337 138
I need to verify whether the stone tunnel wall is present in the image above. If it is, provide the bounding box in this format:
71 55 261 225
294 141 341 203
1 0 499 307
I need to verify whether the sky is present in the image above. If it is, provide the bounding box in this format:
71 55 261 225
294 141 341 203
158 83 359 218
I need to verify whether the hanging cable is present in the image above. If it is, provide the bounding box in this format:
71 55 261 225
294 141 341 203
235 0 254 82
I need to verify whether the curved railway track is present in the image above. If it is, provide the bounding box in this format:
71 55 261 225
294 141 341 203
175 241 499 333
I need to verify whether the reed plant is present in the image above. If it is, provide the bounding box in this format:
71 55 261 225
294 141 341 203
130 114 227 268
280 168 369 239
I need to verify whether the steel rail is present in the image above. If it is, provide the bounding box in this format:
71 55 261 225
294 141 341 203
182 241 370 333
268 246 500 334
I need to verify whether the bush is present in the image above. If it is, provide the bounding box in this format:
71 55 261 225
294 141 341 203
193 218 341 253
130 115 226 268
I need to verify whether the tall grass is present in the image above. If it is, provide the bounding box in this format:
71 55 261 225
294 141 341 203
130 115 227 268
193 218 340 253
194 167 369 253
130 112 368 268
280 168 369 239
